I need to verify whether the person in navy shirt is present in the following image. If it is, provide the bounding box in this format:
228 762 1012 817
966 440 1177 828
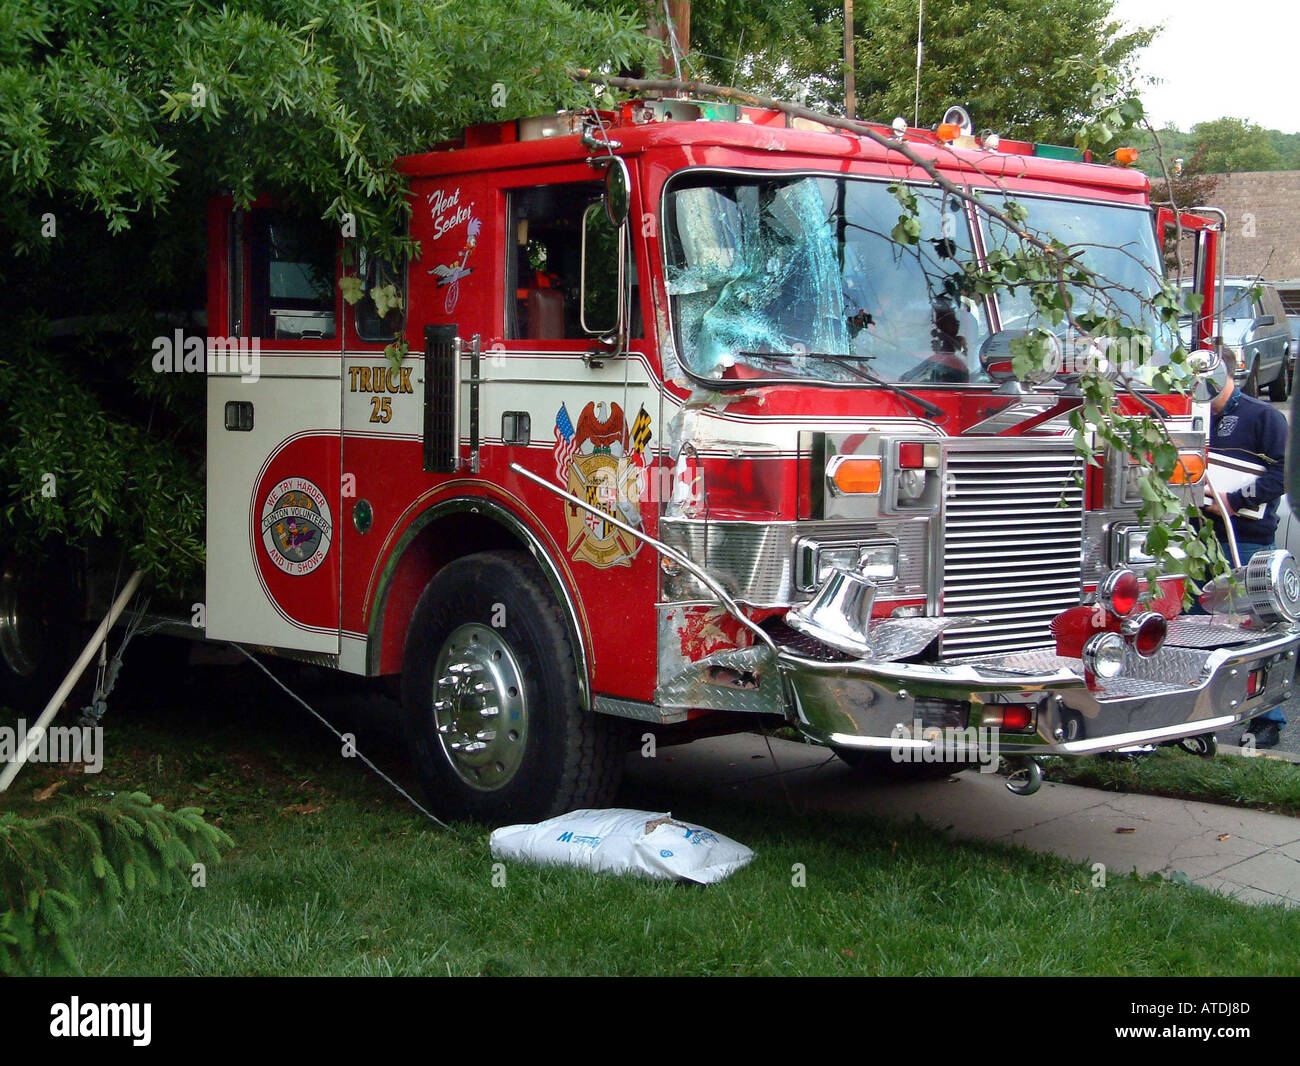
1205 363 1289 747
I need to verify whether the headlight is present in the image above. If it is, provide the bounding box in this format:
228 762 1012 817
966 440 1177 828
1082 632 1126 679
1113 525 1155 566
795 538 899 591
1110 523 1186 570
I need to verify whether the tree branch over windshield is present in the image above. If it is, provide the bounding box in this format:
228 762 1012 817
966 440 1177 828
574 68 1232 598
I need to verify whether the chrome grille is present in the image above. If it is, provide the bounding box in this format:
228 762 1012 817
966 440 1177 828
941 444 1084 657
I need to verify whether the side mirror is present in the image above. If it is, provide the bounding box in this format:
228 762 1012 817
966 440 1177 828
1256 314 1276 327
1189 348 1227 402
579 202 625 340
604 157 631 228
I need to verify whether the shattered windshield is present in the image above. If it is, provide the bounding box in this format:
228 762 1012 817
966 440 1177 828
981 197 1178 363
663 172 988 384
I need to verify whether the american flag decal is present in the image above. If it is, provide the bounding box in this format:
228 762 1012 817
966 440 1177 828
553 403 577 484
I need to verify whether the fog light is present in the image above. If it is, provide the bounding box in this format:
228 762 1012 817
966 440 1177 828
1121 611 1166 658
1082 632 1125 679
1099 568 1140 617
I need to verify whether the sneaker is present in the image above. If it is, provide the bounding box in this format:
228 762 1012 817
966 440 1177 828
1243 719 1282 749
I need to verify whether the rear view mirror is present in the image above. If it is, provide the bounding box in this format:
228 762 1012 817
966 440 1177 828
580 203 623 337
1189 349 1228 402
604 157 631 228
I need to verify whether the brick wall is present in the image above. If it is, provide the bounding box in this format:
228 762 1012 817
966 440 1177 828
1158 171 1300 291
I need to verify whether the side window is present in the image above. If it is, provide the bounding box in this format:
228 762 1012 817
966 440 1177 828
355 250 406 342
247 209 337 340
507 182 613 341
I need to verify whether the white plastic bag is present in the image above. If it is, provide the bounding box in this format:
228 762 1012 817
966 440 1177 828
489 808 754 884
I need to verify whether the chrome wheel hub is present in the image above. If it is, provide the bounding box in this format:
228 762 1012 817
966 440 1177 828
431 623 528 790
0 558 43 678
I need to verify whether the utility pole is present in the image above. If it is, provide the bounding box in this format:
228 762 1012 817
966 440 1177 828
914 0 925 127
646 1 691 78
844 1 856 120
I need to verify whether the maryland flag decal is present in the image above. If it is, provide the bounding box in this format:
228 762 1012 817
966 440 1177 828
552 400 651 568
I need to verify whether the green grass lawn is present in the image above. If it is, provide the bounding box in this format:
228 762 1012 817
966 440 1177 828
1041 747 1300 817
4 661 1300 976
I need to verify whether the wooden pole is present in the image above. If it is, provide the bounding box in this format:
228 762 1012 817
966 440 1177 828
0 570 144 792
844 1 856 120
647 1 691 78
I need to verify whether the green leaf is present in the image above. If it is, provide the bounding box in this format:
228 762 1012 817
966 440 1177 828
1152 442 1178 478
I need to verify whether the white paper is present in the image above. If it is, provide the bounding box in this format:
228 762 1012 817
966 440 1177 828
1207 450 1267 520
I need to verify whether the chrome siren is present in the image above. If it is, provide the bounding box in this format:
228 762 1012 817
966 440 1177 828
1199 549 1300 625
786 568 876 657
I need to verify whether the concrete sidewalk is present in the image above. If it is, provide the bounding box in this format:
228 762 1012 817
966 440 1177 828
624 734 1300 908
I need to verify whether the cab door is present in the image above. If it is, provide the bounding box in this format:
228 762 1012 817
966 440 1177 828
205 202 343 654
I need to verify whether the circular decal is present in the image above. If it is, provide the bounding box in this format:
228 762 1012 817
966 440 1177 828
260 477 333 576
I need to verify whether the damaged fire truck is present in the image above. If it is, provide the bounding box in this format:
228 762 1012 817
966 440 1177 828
12 98 1300 822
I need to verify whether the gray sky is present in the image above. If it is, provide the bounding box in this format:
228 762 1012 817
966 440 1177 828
1110 0 1300 133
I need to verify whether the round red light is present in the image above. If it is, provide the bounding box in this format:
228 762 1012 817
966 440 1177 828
1122 611 1166 658
1100 569 1140 617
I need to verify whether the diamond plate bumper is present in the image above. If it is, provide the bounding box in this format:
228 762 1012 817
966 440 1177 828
781 618 1300 756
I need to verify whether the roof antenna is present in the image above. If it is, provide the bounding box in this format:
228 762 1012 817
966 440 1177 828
913 0 925 127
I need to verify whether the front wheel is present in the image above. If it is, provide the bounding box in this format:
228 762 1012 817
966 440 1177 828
1244 357 1261 397
401 550 623 823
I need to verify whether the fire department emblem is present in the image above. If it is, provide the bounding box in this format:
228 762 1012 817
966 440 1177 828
260 477 334 576
553 401 651 568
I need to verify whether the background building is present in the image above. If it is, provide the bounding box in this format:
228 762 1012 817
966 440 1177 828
1159 170 1300 311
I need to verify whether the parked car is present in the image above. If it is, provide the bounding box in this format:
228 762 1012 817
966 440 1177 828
1181 278 1291 400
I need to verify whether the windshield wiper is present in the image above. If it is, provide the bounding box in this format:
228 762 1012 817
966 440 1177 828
737 351 949 422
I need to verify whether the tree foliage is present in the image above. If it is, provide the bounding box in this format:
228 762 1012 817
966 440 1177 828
1185 117 1283 175
0 0 656 585
676 0 1153 139
0 791 232 975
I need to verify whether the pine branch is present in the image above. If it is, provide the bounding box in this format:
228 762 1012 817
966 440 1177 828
0 791 233 975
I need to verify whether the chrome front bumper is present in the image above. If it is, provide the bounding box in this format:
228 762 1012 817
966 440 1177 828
781 619 1300 756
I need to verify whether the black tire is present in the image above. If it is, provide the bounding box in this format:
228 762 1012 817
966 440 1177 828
401 550 622 823
0 549 84 715
1244 357 1261 397
1268 358 1290 402
833 746 973 781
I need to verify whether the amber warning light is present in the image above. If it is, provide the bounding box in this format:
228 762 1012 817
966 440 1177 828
829 457 882 495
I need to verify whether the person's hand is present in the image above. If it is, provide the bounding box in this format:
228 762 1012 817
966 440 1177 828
1204 495 1234 518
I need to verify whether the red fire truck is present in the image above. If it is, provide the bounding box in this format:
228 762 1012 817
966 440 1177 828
23 98 1299 822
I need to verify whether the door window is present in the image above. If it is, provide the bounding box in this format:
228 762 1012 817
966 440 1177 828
246 209 338 340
